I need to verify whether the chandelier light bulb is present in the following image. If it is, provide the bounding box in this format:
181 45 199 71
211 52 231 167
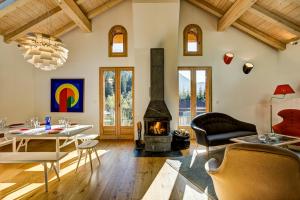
18 33 69 71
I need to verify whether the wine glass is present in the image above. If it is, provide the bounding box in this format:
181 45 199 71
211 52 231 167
34 118 40 128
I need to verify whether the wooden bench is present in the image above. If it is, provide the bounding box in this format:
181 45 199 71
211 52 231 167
0 152 68 192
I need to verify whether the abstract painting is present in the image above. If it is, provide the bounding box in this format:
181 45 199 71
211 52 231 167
51 79 84 112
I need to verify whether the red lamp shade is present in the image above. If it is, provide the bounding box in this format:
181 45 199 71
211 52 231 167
273 84 295 95
223 52 234 65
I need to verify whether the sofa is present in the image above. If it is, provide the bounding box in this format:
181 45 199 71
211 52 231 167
205 143 300 200
191 112 257 150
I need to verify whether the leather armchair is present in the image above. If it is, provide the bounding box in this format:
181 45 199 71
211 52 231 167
205 143 300 200
191 112 256 149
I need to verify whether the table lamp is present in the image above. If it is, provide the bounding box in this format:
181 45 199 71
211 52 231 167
270 84 295 132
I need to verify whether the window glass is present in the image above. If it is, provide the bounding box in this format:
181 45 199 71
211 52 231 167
179 70 191 126
104 71 115 126
112 34 124 53
109 25 127 57
196 70 206 116
120 70 133 126
184 24 202 56
187 32 198 52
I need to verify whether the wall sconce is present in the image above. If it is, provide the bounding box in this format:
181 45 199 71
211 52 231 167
243 62 254 74
223 52 234 64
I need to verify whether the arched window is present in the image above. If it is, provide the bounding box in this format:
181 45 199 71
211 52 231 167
183 24 202 56
109 25 128 57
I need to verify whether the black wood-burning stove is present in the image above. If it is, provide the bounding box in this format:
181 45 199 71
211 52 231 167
143 48 172 152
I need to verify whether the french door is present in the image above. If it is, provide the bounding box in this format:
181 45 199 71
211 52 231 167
178 67 212 138
99 67 134 139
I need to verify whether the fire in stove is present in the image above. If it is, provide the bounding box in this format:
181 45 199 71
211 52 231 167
149 121 167 135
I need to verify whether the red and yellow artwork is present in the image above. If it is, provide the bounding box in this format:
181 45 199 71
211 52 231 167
51 79 84 112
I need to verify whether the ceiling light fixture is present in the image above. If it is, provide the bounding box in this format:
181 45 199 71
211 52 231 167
223 52 234 65
243 62 254 74
17 33 68 71
17 0 68 71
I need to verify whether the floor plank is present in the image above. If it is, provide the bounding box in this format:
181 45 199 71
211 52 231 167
0 140 211 200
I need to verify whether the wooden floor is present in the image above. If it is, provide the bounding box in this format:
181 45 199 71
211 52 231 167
0 140 210 200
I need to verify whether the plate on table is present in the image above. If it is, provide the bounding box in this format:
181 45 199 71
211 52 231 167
10 128 29 134
9 131 22 135
52 128 63 131
19 128 29 131
48 128 63 134
8 123 25 128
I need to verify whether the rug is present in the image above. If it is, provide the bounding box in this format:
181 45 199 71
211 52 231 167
133 149 183 157
166 148 225 200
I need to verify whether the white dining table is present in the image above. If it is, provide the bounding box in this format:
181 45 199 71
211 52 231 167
5 124 93 171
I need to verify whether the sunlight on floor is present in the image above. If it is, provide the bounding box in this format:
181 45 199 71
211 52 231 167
190 149 206 168
1 149 109 199
2 183 43 200
183 184 209 200
0 183 15 191
25 149 108 172
49 149 109 181
142 161 182 200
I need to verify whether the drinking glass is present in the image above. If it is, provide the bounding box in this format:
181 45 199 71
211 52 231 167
0 118 3 130
34 120 40 128
0 117 7 129
258 134 267 143
59 118 66 128
65 119 70 129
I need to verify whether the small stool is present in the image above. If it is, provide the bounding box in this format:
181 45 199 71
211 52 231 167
75 140 100 173
76 134 98 142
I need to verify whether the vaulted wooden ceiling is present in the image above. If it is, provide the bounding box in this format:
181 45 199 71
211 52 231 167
187 0 300 50
0 0 124 42
0 0 299 51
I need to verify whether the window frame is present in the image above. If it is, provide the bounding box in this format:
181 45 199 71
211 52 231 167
183 24 203 56
108 25 128 57
177 66 212 135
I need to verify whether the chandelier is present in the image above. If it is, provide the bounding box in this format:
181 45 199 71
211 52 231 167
17 0 68 71
18 33 68 71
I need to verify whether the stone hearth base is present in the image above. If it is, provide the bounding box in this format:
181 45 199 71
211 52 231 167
144 133 172 152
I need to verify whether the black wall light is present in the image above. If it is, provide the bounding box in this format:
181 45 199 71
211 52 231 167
243 62 254 74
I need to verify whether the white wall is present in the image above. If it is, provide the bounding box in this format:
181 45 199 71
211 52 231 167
0 0 300 136
33 0 134 134
132 0 180 135
0 38 35 123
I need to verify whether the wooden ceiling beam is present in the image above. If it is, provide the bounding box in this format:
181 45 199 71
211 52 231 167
186 0 286 50
233 20 286 50
286 36 300 44
76 0 86 5
250 4 300 37
0 0 32 19
57 0 91 32
218 0 257 31
54 0 125 37
4 7 62 42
